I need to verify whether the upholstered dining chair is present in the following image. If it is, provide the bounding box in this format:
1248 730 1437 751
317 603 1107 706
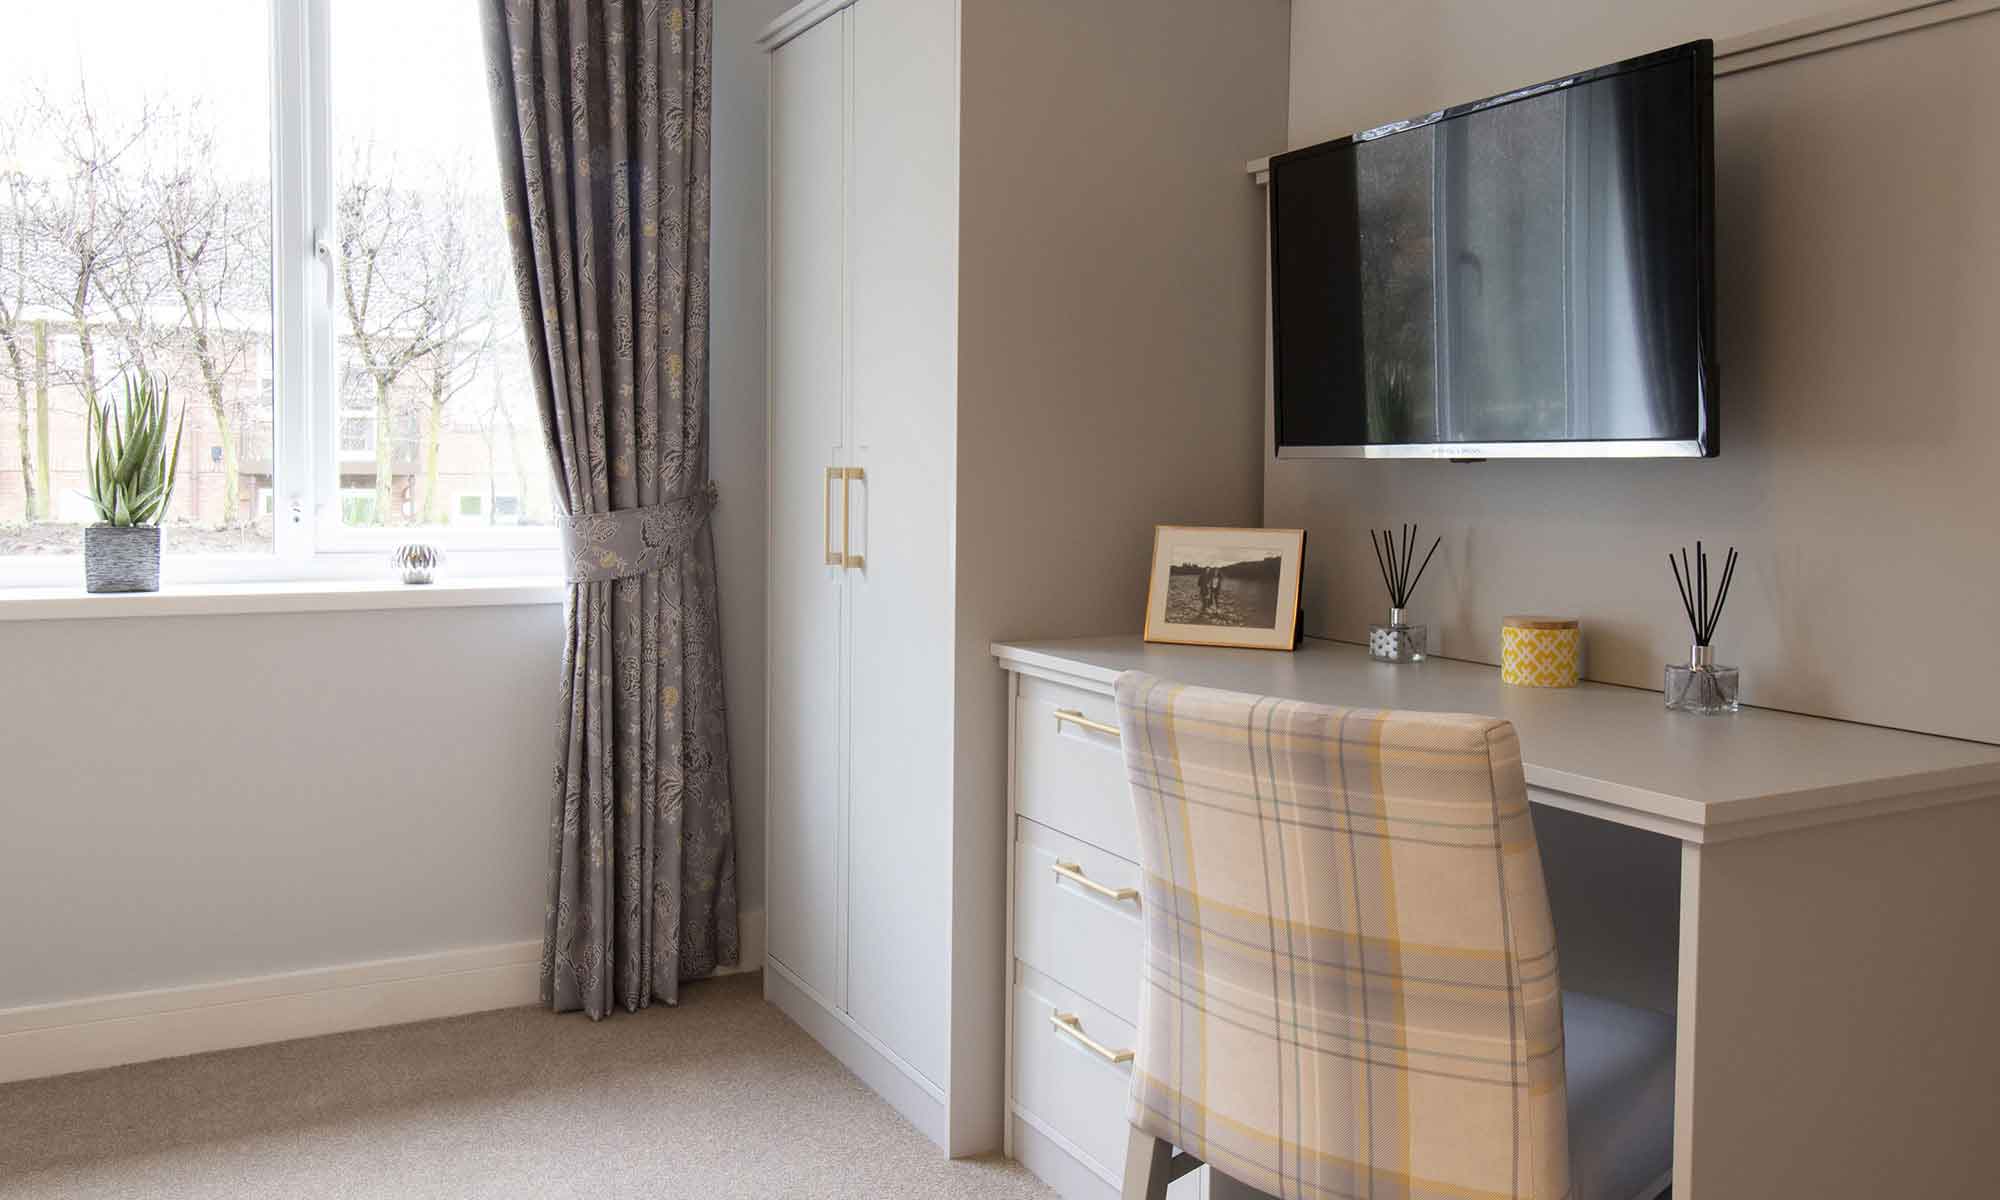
1112 672 1675 1200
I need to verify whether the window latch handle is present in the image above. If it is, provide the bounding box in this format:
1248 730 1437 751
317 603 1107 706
314 231 339 310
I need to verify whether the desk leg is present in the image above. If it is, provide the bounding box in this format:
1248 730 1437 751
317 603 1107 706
1672 798 2000 1198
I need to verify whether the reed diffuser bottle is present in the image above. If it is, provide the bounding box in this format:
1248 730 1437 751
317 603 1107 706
1665 542 1741 714
1368 524 1441 664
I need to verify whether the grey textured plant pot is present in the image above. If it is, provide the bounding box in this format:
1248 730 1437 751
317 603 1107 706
84 524 162 594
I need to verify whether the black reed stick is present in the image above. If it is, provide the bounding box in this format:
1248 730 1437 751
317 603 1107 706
1669 543 1740 647
1371 524 1443 610
1396 526 1410 599
1401 524 1413 599
1669 553 1698 633
1706 548 1738 644
1698 540 1708 642
1405 535 1441 603
1392 526 1406 600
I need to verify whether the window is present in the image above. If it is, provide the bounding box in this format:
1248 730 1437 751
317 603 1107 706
0 3 273 560
0 1 554 585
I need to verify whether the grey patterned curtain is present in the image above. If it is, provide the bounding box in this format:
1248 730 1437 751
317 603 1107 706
480 0 736 1018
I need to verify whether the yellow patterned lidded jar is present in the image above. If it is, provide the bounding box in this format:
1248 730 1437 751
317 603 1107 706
1501 615 1581 688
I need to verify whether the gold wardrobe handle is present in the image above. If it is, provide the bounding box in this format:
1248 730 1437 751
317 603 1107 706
839 466 864 569
1051 859 1138 904
823 466 865 568
823 466 841 565
1053 708 1119 739
1050 1011 1134 1064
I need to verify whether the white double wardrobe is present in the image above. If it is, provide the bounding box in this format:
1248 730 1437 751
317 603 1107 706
759 0 1289 1162
763 0 966 1150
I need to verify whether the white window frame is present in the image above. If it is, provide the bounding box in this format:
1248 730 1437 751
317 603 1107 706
0 0 557 589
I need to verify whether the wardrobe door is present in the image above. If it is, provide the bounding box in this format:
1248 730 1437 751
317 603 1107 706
765 10 849 1006
843 0 956 1089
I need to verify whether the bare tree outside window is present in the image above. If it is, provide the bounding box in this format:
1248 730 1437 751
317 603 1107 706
151 105 269 529
407 169 503 526
335 147 444 528
35 84 151 420
0 111 48 524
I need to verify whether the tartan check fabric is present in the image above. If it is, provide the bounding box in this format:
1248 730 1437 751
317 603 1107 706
1114 671 1569 1200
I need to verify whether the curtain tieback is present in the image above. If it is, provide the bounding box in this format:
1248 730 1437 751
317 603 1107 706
558 482 719 583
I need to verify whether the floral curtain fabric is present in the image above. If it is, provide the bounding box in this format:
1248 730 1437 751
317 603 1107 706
481 0 736 1018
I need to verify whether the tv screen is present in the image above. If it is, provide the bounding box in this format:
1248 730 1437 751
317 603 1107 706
1270 41 1717 458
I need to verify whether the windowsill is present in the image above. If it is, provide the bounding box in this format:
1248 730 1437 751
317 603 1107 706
0 575 566 622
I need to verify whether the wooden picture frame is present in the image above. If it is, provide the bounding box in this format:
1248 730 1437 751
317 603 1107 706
1143 526 1306 651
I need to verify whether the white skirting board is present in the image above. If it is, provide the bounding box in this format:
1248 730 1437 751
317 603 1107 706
762 956 950 1151
1013 1114 1221 1200
1012 1112 1119 1200
0 909 767 1086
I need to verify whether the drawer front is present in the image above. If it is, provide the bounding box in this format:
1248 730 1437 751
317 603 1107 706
1016 675 1138 861
1015 817 1143 1026
1013 963 1142 1183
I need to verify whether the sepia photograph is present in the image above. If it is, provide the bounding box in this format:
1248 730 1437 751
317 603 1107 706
1163 544 1283 629
1144 526 1306 651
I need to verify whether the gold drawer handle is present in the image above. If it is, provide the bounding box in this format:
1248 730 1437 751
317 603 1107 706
1053 708 1119 739
1051 859 1138 904
1050 1011 1134 1064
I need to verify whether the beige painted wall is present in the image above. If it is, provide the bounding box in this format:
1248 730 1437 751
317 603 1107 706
1272 1 2000 744
711 0 797 935
954 0 1291 1151
957 0 1289 640
1288 0 1848 145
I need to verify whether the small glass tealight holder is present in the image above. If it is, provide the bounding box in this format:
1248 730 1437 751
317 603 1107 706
1369 607 1427 664
1665 643 1740 715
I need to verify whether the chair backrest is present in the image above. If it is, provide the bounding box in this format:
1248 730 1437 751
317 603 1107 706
1113 671 1568 1200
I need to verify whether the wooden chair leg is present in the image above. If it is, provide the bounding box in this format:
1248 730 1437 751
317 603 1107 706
1121 1125 1173 1200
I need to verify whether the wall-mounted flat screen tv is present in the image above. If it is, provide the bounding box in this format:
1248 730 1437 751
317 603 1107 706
1270 40 1717 459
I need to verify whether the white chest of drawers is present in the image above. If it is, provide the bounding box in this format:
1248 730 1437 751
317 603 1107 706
1002 671 1212 1200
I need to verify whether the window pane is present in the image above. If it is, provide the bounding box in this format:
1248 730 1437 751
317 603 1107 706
330 1 552 533
0 2 274 555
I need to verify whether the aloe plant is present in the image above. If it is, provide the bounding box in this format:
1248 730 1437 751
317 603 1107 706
85 371 186 527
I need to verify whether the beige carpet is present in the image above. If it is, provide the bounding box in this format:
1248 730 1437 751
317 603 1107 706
0 972 1054 1199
